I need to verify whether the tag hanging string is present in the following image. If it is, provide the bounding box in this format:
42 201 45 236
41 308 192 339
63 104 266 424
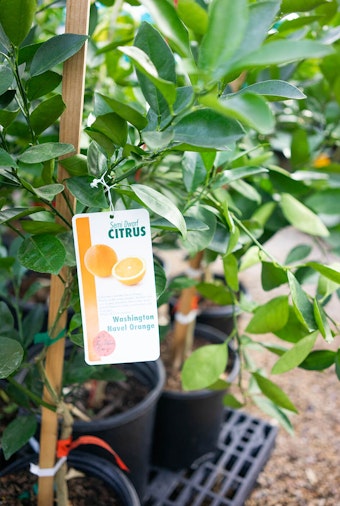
90 172 115 215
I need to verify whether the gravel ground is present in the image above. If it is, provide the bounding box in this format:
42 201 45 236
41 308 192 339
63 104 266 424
159 227 340 506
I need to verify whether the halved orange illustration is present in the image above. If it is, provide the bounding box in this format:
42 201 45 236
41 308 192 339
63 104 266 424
84 244 118 278
112 257 146 285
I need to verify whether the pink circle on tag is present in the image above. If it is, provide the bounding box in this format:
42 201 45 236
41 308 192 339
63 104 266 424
93 330 116 356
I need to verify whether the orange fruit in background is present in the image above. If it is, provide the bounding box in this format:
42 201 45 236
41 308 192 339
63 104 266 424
112 257 146 285
84 244 118 277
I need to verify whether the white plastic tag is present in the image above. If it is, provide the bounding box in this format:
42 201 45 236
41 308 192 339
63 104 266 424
72 209 160 364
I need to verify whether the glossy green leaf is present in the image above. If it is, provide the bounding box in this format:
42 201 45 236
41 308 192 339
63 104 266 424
65 176 108 208
335 350 340 380
131 184 187 238
281 0 329 13
306 189 340 215
0 0 36 47
213 167 268 187
60 154 88 176
201 92 275 134
177 0 208 36
285 245 312 264
280 193 329 237
173 109 244 150
307 262 340 284
223 393 244 409
88 113 128 147
0 148 17 168
0 108 20 128
313 298 333 343
261 262 287 291
238 80 305 101
27 71 62 101
232 40 333 74
182 342 227 390
223 253 239 292
0 64 13 94
30 183 64 202
96 93 147 131
2 414 37 459
18 143 74 164
138 0 191 57
252 395 294 434
181 205 216 254
288 271 317 331
252 372 298 413
134 21 176 116
0 336 23 378
182 152 206 192
30 34 88 76
21 221 66 235
271 331 318 374
30 95 65 135
18 234 66 274
198 0 248 80
196 281 233 306
154 261 167 302
0 206 46 224
300 350 336 371
275 306 311 343
117 45 176 106
246 296 289 334
291 128 310 167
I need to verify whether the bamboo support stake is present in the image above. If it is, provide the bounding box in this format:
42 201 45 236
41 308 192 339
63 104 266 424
171 251 204 370
37 2 90 504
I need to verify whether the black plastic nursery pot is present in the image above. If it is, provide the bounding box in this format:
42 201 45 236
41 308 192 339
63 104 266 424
72 359 165 502
0 450 141 505
152 324 240 471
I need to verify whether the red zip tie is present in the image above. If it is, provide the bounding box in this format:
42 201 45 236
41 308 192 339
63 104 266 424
57 435 129 472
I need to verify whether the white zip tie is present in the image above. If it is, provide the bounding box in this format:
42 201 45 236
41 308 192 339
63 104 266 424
185 266 203 279
175 309 198 324
30 456 67 477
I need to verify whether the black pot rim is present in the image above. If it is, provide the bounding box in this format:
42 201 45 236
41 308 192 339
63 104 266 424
0 450 141 505
161 323 240 401
73 358 165 430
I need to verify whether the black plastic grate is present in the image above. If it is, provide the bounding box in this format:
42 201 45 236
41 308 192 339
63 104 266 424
145 409 278 506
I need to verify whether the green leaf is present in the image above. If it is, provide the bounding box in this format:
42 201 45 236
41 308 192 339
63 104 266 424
182 342 228 390
138 0 191 57
117 45 176 107
306 189 340 215
18 235 66 274
0 206 46 224
335 350 340 380
134 21 176 117
65 176 108 208
274 306 311 343
261 262 287 291
252 395 294 434
59 154 88 176
252 372 298 413
285 244 312 264
246 296 289 334
232 40 333 74
30 95 65 135
288 271 317 331
30 34 88 76
26 71 62 101
154 261 167 302
0 0 36 47
181 205 216 255
177 0 208 36
280 193 329 237
198 0 248 81
213 166 268 187
0 148 17 168
2 414 37 459
96 92 147 131
223 393 244 409
281 0 329 13
313 298 333 343
223 253 239 292
291 128 310 167
271 331 318 374
88 113 128 147
173 109 244 150
21 220 66 235
0 337 23 378
237 80 306 101
307 262 340 284
18 143 74 164
300 350 336 371
0 64 13 94
201 92 274 135
131 184 187 238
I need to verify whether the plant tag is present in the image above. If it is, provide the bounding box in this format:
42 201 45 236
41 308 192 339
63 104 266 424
72 209 160 365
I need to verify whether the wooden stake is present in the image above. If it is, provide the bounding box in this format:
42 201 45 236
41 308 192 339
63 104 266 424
38 2 90 504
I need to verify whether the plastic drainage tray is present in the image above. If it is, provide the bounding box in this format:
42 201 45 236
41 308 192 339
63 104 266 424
145 408 278 506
